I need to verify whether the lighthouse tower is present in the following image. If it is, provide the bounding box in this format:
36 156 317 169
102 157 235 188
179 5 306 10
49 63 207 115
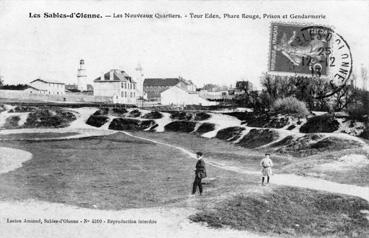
134 63 145 98
77 59 88 91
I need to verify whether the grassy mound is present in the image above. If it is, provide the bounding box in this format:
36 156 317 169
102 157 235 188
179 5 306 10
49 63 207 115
86 115 109 128
269 135 294 147
194 112 211 121
142 111 163 119
237 129 278 148
0 132 79 140
189 187 369 237
108 118 155 131
93 107 109 116
164 121 196 133
111 107 128 115
277 135 361 157
196 123 215 135
169 111 193 121
128 109 141 118
24 109 76 128
300 114 339 133
2 115 20 129
8 105 36 113
216 127 245 141
225 112 289 128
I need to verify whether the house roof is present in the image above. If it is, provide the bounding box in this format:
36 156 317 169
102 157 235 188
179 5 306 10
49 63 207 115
94 69 135 83
143 78 180 87
25 85 47 92
30 78 65 85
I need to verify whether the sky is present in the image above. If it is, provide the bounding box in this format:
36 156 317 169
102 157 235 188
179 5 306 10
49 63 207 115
0 0 368 89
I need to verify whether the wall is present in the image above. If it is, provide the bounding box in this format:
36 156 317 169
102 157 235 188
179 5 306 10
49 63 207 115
30 81 65 95
0 89 113 103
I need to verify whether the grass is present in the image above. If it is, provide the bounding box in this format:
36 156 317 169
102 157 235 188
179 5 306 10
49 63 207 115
164 121 196 133
215 126 245 141
0 132 79 140
190 186 369 237
0 132 255 210
3 115 20 129
237 129 278 149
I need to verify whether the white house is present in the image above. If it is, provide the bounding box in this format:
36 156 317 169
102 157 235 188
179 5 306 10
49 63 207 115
93 69 137 105
29 78 65 95
161 86 217 106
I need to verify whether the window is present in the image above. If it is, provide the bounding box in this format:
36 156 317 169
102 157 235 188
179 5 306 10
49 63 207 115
121 91 123 97
121 82 124 88
133 84 136 89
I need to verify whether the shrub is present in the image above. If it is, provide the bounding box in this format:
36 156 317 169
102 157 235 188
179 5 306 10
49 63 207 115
169 111 192 120
164 121 196 133
194 112 211 121
142 111 163 119
128 109 141 118
272 97 309 117
216 127 245 141
196 123 215 135
86 115 109 127
3 116 20 129
237 129 278 148
93 108 109 116
108 118 155 131
23 109 75 128
300 114 339 133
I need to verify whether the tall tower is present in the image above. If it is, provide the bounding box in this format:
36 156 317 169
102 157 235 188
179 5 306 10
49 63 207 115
134 63 145 98
77 59 88 91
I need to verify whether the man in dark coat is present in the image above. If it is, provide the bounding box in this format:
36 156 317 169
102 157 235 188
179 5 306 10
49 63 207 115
192 152 207 195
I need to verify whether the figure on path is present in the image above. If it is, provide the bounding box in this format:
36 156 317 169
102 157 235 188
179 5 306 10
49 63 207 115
260 153 273 186
192 152 207 195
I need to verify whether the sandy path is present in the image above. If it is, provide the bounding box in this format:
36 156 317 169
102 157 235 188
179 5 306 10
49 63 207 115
123 132 369 202
1 128 368 238
0 147 32 174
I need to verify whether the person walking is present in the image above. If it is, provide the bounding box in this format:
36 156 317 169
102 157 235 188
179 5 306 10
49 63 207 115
260 153 273 186
192 152 207 195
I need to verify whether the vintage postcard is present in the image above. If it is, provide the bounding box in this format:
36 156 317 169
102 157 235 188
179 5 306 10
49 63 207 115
0 0 368 237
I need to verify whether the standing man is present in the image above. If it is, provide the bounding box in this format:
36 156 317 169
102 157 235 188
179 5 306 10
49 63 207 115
260 153 273 186
192 152 207 195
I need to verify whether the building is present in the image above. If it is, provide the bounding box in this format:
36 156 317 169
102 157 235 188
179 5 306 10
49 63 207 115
77 59 88 91
29 78 65 95
143 77 196 101
93 69 137 104
161 86 216 106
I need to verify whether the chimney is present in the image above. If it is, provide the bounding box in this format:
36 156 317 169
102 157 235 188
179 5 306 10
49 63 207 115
109 70 114 81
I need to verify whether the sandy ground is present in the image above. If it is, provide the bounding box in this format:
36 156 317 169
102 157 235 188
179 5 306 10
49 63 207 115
1 108 369 237
0 147 32 174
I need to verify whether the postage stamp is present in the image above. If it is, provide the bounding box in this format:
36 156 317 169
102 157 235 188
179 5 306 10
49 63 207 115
269 23 353 88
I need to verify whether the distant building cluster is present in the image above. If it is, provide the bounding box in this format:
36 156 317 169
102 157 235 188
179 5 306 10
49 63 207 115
0 59 252 106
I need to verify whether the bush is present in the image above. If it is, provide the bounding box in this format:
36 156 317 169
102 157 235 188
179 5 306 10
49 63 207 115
8 106 36 113
194 112 211 121
128 109 141 118
164 121 196 133
86 115 109 127
216 127 245 141
112 107 128 115
24 109 75 128
196 123 215 135
169 111 193 121
237 129 278 148
272 97 309 117
93 108 109 116
3 116 20 129
142 111 163 119
108 118 155 131
300 114 339 133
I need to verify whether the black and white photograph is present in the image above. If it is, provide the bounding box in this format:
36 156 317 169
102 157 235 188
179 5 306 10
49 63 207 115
0 0 368 237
